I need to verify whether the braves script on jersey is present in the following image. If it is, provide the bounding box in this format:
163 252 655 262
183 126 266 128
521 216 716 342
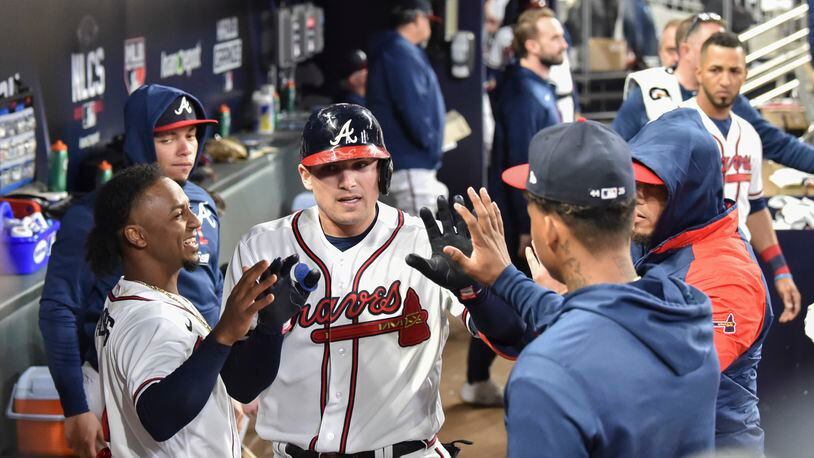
95 279 240 457
682 98 763 239
223 203 463 454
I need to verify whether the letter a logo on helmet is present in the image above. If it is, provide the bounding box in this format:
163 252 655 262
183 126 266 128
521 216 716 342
300 103 393 194
329 119 358 146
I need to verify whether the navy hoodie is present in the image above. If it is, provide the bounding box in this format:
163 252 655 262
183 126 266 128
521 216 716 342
630 109 772 452
39 84 223 416
489 63 560 258
505 266 720 457
366 31 445 171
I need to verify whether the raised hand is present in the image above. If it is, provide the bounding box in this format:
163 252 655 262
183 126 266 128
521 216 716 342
525 245 567 294
406 195 478 297
257 254 321 332
213 260 277 346
443 187 513 286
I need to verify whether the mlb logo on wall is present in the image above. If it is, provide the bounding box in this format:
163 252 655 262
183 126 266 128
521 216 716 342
124 37 146 94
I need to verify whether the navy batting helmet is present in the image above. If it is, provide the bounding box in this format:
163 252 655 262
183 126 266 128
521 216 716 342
300 103 393 194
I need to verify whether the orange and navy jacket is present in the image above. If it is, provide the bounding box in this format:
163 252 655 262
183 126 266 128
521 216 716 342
630 109 773 451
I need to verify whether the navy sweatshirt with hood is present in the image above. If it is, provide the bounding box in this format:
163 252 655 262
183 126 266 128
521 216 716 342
630 109 772 452
504 264 720 457
366 30 445 171
489 63 560 260
39 84 223 417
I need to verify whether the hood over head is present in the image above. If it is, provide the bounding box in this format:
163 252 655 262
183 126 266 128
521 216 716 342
565 266 716 375
629 108 726 248
123 84 215 170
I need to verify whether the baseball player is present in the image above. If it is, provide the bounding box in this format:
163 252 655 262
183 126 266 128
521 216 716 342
88 164 312 457
681 31 800 320
407 120 720 457
39 84 224 457
611 16 802 323
223 104 464 457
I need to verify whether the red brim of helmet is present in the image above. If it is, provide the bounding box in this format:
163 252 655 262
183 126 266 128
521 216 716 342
154 119 218 133
632 162 664 185
501 163 529 190
301 145 391 167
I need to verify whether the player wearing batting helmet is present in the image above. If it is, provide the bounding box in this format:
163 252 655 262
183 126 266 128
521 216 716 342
222 103 469 457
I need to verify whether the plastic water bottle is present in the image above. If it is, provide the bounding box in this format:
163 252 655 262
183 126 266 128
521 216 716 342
253 88 275 135
96 160 113 188
218 104 231 138
49 140 68 192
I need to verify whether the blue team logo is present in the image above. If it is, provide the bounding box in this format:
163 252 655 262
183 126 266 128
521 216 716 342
713 313 736 334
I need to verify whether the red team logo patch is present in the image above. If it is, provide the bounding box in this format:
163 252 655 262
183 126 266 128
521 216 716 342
713 312 737 334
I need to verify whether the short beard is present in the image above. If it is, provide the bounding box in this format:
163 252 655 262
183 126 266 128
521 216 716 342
631 230 651 246
701 85 734 110
183 258 199 272
540 54 564 68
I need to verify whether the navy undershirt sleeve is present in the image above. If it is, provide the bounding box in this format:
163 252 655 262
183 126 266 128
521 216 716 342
136 334 230 442
219 327 284 403
462 286 530 347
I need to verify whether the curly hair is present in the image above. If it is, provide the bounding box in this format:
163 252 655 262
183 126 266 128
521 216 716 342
85 163 163 276
525 192 635 251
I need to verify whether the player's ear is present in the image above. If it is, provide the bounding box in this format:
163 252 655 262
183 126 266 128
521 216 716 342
544 214 562 254
298 164 313 191
123 224 148 249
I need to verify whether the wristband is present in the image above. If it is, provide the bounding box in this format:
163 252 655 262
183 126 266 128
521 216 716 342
759 244 791 278
457 284 484 302
774 273 793 282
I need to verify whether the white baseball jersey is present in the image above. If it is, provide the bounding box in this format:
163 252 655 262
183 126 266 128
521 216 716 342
682 98 764 239
223 203 463 455
95 278 240 458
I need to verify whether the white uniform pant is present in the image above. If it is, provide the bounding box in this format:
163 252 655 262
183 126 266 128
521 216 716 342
389 169 449 216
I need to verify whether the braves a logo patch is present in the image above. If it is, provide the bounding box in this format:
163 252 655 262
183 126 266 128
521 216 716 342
299 281 431 347
713 313 737 334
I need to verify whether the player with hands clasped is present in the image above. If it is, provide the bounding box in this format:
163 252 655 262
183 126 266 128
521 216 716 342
89 165 302 457
223 104 467 458
409 120 721 457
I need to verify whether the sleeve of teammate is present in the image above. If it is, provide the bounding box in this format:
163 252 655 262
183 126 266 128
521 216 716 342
447 187 566 334
686 270 766 371
38 205 106 457
732 95 814 173
505 97 549 237
383 53 437 149
610 86 650 141
221 257 321 403
747 208 801 323
506 356 594 458
406 195 527 347
134 261 276 441
38 205 96 418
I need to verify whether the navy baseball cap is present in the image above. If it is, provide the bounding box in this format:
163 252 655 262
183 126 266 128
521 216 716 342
502 119 635 207
154 95 217 133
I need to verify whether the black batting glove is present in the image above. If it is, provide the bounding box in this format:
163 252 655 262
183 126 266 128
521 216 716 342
406 195 480 300
256 254 321 334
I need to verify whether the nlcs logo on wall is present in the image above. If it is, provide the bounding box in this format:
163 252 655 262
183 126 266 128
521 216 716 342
71 16 106 149
124 37 146 94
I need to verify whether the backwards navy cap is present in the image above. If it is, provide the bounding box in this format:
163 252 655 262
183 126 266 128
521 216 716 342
502 119 635 207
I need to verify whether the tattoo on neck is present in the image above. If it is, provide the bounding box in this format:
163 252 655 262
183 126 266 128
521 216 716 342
561 240 587 290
